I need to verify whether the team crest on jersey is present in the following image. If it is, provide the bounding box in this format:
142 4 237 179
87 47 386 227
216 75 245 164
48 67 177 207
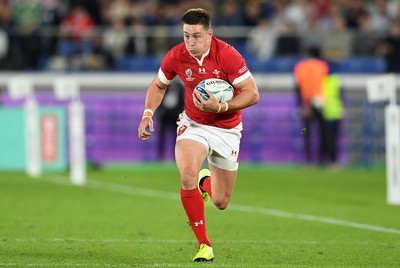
177 125 188 136
213 69 220 78
185 68 194 81
198 67 206 74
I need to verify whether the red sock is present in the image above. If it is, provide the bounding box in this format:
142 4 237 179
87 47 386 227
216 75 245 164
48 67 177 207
180 188 212 247
200 177 212 198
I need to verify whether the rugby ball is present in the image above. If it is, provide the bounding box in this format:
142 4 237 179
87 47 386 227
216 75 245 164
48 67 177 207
194 78 234 102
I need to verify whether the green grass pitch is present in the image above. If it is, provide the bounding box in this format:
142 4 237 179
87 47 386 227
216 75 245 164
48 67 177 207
0 164 399 267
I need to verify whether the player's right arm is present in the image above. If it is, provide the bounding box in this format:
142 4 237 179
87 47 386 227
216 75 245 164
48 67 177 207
138 76 168 141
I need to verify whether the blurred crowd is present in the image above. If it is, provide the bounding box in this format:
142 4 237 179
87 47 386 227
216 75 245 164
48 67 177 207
0 0 399 72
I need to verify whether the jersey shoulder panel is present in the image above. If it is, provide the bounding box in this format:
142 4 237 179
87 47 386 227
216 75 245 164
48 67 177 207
211 37 249 85
160 43 187 80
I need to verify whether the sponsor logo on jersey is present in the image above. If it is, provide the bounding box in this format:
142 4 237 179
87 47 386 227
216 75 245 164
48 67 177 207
185 68 194 81
238 66 247 74
194 220 204 227
198 67 206 74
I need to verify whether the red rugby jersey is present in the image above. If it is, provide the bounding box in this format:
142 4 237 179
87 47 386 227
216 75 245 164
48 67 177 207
158 36 252 129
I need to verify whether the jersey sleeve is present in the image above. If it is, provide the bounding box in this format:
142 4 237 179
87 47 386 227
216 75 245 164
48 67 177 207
222 47 251 85
158 49 177 85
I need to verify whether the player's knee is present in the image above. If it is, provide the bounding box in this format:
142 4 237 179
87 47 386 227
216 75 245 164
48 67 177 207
213 199 229 210
180 169 198 189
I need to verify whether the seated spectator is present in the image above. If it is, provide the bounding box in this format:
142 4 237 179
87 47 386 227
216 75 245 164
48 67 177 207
11 0 42 69
125 17 152 57
274 21 300 56
40 0 64 58
318 2 343 31
281 0 309 33
313 0 333 19
61 4 94 41
82 34 112 71
245 16 277 61
213 0 244 45
107 0 131 23
342 0 367 30
322 14 352 60
103 18 129 62
213 0 243 26
375 19 400 72
243 0 262 26
301 13 326 55
58 4 95 65
352 13 379 56
367 0 390 35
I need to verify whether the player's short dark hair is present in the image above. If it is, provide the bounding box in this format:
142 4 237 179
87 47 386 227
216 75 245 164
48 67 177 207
181 8 211 29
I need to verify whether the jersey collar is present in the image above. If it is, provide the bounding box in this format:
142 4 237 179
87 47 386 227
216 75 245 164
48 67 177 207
191 48 210 66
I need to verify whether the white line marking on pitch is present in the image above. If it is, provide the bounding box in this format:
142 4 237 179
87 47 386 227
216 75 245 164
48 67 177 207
230 204 400 235
5 238 388 245
42 176 400 235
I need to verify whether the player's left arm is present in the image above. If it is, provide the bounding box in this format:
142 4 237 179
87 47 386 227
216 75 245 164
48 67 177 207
221 47 259 112
192 74 259 113
225 75 259 112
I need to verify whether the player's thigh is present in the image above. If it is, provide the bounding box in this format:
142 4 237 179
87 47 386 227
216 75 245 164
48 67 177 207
208 163 237 207
175 139 208 189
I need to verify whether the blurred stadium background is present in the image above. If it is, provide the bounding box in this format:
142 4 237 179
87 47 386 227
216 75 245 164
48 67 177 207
1 0 398 170
0 0 400 171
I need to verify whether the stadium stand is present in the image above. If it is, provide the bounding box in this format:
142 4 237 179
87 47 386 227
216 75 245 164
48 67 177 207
0 0 397 73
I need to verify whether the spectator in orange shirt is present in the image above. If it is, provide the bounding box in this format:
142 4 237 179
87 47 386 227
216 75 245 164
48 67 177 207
294 46 329 165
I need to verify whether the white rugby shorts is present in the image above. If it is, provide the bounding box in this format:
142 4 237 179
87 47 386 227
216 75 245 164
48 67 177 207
176 112 242 171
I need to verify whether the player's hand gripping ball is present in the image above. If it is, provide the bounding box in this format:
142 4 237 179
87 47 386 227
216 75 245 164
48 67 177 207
194 78 234 102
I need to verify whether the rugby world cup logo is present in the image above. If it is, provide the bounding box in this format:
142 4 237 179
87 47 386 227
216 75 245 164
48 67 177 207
185 68 194 81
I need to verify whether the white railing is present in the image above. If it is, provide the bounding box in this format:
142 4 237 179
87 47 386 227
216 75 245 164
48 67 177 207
0 72 397 91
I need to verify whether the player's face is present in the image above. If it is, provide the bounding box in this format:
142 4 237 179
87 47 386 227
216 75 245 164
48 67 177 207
183 24 212 59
